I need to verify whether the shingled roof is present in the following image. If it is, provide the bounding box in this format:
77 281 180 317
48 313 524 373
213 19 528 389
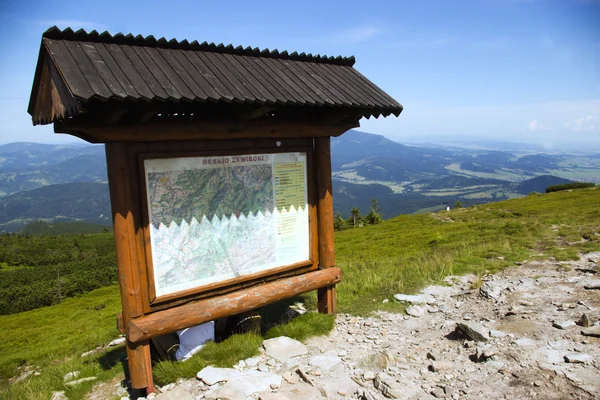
28 26 402 127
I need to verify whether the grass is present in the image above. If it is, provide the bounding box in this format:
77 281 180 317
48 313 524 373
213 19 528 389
2 187 600 396
263 312 335 341
152 312 334 385
153 333 263 386
0 286 123 399
329 186 600 314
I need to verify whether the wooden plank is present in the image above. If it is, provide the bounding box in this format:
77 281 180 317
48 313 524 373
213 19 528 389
166 49 218 101
322 64 378 107
92 43 140 99
295 61 352 107
145 47 197 101
250 58 306 105
257 58 317 105
43 39 94 100
278 59 334 106
80 42 128 99
237 57 290 104
55 119 357 142
120 45 170 100
315 137 337 315
133 47 183 101
304 63 362 107
201 52 257 103
345 67 399 107
221 54 276 104
184 51 238 102
103 43 154 101
63 40 113 100
128 267 342 342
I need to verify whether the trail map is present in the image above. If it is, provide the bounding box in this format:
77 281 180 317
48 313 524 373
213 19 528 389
144 153 308 297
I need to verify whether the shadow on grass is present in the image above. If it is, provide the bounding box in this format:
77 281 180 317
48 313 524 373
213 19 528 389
95 346 127 371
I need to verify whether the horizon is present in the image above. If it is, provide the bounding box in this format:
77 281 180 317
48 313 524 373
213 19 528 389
0 0 598 147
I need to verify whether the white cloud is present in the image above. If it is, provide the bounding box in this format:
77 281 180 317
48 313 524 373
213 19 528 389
359 98 600 148
526 119 551 131
564 115 598 132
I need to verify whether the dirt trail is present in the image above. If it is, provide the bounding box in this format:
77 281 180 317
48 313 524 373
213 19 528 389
92 253 600 400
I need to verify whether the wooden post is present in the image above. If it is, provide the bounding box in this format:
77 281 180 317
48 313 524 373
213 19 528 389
315 137 337 314
105 143 153 392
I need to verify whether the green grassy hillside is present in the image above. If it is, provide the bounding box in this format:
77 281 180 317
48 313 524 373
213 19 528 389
1 187 599 398
334 186 600 314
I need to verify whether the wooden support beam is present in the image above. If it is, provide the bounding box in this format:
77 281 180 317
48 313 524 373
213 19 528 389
55 118 357 143
127 267 341 343
106 143 151 390
315 136 337 314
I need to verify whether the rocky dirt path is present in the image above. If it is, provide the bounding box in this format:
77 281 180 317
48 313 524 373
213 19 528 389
102 253 600 400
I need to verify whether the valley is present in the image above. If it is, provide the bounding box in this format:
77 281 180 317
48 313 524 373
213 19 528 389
1 132 599 231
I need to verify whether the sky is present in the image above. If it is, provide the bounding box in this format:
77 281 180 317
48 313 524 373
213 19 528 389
0 0 599 148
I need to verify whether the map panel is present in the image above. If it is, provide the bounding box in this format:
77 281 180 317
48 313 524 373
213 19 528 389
144 152 309 297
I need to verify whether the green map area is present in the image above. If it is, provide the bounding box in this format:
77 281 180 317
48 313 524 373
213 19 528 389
148 164 273 227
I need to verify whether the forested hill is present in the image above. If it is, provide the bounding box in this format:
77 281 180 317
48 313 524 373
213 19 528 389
1 132 599 231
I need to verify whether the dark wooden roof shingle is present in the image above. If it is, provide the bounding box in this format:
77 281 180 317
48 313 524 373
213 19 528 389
28 26 403 125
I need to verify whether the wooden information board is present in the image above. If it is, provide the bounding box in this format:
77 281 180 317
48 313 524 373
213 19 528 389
27 26 402 394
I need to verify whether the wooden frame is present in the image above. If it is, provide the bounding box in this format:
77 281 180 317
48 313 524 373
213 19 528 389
136 145 319 307
102 126 339 393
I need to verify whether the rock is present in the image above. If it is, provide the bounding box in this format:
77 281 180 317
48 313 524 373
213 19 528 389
581 326 600 337
258 363 269 372
108 337 126 347
197 366 240 385
479 281 507 302
51 392 68 400
393 294 437 304
244 356 261 367
338 350 348 357
210 370 281 400
429 361 453 372
405 305 426 317
64 377 97 387
262 336 308 363
266 358 277 367
552 320 576 330
282 371 298 384
582 280 600 289
155 387 195 400
259 394 291 400
360 350 396 370
374 372 403 398
457 321 490 342
309 351 342 370
364 371 375 380
489 329 506 338
430 388 446 398
564 353 593 364
513 338 535 347
577 313 593 327
63 371 80 382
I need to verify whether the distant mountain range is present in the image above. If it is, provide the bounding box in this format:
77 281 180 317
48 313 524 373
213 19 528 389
0 142 106 196
0 132 599 231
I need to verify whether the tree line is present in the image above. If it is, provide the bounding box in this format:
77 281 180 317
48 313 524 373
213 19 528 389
334 198 383 231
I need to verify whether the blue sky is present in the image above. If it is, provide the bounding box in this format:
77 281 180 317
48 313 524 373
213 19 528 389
0 0 598 148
